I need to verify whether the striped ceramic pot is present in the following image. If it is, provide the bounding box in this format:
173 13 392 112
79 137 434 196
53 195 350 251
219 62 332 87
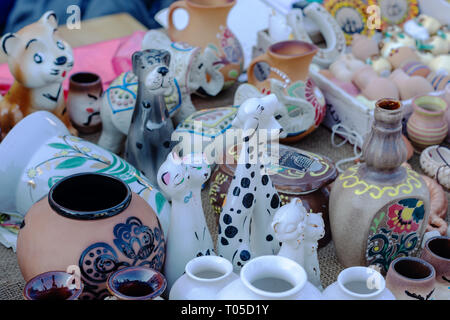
407 96 448 151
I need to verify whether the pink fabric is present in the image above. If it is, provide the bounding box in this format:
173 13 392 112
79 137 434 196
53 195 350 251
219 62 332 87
0 31 145 97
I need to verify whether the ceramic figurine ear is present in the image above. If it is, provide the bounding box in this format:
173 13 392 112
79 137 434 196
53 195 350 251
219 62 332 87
1 33 19 56
162 51 171 67
40 11 58 30
132 51 143 74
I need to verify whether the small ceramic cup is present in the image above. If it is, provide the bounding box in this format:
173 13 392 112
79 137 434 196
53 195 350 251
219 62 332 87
23 271 84 300
420 236 450 300
67 72 103 134
386 257 437 300
106 266 166 300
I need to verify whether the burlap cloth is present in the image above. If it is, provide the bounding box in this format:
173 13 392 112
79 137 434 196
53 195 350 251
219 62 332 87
0 84 447 300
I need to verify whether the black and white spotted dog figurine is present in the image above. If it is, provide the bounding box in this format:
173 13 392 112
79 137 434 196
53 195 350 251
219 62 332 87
125 49 175 186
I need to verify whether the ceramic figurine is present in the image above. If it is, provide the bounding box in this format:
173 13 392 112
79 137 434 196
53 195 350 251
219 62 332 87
422 35 449 55
124 49 174 186
268 10 292 43
389 69 434 101
403 19 430 41
329 99 431 273
169 256 238 300
23 271 84 300
420 236 450 300
106 266 166 300
246 40 326 142
368 56 392 76
380 33 417 58
420 145 450 190
67 72 103 134
329 53 365 82
17 172 166 300
0 111 171 250
351 34 379 62
167 0 243 89
0 11 76 140
386 257 437 300
407 95 448 151
217 94 286 271
322 266 395 300
272 198 325 290
216 255 322 300
417 14 442 35
352 65 400 101
157 152 215 290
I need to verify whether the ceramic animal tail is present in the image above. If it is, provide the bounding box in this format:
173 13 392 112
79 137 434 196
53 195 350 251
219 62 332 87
125 49 175 186
217 94 286 272
0 11 76 140
272 198 325 290
157 152 214 290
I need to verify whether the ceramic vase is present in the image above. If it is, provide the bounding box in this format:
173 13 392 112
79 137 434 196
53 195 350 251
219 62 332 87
167 0 243 89
329 99 431 273
352 65 399 101
322 266 395 300
17 172 166 300
169 256 238 300
106 266 166 300
23 271 84 300
67 72 103 134
401 61 432 78
420 236 450 300
407 95 448 150
216 255 322 300
0 111 171 242
386 257 437 300
389 69 434 101
427 72 450 91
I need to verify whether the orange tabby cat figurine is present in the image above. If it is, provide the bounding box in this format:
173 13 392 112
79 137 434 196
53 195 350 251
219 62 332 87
0 11 77 140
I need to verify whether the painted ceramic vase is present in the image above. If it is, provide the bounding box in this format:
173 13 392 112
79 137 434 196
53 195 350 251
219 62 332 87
167 0 243 89
420 236 450 300
389 69 434 101
406 95 448 150
23 271 84 300
106 266 166 300
67 72 103 134
216 255 322 300
352 65 399 101
247 40 326 142
209 144 337 248
17 172 166 300
386 257 437 300
169 256 238 300
329 99 431 273
322 266 395 300
0 111 171 242
427 72 450 91
401 61 432 78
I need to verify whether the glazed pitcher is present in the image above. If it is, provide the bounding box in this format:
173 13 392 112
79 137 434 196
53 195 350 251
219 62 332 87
167 0 243 89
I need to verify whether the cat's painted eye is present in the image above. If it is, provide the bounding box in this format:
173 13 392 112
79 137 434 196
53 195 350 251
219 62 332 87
56 41 65 50
34 53 43 64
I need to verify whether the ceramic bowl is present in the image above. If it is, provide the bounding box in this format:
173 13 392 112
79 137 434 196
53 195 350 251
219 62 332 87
23 271 84 300
420 145 450 190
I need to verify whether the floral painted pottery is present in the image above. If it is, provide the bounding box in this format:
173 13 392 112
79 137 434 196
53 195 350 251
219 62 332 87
420 145 450 190
23 271 84 300
209 143 337 249
407 95 448 150
0 111 171 246
351 34 379 61
422 175 448 236
247 40 326 142
329 99 430 273
106 266 166 300
352 65 400 101
0 11 76 140
216 255 322 300
401 60 432 78
322 266 395 300
169 256 238 300
17 172 166 300
389 69 434 101
167 0 243 89
67 72 103 134
420 236 450 300
386 257 437 300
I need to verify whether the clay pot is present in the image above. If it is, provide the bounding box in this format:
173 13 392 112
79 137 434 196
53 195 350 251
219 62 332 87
386 257 437 300
351 34 379 61
352 65 399 100
420 145 450 190
17 173 166 300
421 175 448 235
389 69 434 101
420 236 450 300
402 134 414 160
407 95 448 150
329 53 365 82
427 71 450 91
386 47 420 69
23 271 84 300
319 70 359 96
401 60 432 78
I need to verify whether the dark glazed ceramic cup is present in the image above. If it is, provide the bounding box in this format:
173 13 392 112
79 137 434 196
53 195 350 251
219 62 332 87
23 271 84 300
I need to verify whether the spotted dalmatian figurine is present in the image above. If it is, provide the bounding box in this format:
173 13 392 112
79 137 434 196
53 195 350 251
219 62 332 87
157 152 214 290
217 94 286 272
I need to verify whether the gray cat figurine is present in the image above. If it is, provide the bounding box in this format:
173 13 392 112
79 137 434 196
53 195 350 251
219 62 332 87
125 49 175 186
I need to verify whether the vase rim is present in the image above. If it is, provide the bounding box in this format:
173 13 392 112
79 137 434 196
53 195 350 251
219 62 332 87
69 72 102 91
424 236 450 261
375 98 403 112
23 270 84 300
337 266 385 299
413 95 447 115
185 255 233 283
268 40 318 60
48 172 132 220
186 0 235 9
390 256 436 282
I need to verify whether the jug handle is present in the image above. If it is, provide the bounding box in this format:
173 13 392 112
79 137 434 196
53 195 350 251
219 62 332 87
247 53 271 85
167 1 190 41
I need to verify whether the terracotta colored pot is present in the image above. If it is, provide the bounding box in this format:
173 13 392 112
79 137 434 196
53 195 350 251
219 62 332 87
23 270 84 300
407 95 448 150
352 65 399 101
208 143 337 248
17 173 166 300
167 0 243 89
386 257 437 300
389 69 434 101
420 236 450 300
